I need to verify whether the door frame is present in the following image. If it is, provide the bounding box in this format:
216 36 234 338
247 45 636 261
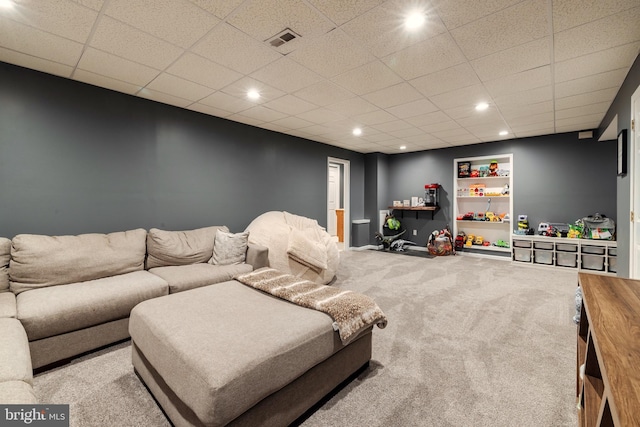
327 157 350 248
630 85 640 278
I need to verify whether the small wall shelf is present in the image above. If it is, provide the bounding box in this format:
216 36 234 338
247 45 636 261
389 206 439 219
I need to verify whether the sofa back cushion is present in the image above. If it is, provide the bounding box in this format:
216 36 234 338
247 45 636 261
0 238 10 293
9 229 147 294
146 226 228 269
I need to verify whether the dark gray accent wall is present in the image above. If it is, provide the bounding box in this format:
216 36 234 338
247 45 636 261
597 53 640 277
385 134 617 247
0 62 365 239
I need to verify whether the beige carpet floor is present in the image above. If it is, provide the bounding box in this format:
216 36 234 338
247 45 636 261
33 250 579 427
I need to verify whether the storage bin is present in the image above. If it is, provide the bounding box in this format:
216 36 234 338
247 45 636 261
581 254 605 271
556 243 578 252
513 248 531 262
582 245 605 255
608 256 617 273
534 241 553 250
513 240 531 248
608 247 617 256
533 249 553 265
556 252 577 268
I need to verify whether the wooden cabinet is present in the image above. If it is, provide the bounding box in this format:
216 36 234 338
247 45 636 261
577 273 640 426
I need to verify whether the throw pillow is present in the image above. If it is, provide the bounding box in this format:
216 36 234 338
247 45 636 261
210 230 249 265
287 227 328 273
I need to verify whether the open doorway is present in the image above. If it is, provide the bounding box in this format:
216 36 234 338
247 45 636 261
327 157 350 250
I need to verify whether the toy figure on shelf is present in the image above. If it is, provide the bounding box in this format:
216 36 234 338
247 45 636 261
489 160 498 176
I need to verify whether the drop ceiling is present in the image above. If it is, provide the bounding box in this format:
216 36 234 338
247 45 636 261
1 0 639 153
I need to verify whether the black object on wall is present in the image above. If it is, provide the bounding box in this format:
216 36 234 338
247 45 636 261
0 62 365 238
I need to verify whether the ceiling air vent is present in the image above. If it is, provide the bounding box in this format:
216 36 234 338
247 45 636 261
267 28 300 48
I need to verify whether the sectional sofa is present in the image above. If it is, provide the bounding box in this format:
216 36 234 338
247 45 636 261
0 225 268 402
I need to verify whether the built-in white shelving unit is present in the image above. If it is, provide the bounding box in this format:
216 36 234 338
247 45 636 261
453 154 513 257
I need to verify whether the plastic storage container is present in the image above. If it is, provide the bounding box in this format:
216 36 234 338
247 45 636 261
534 241 553 250
582 245 606 255
514 248 531 262
513 240 531 248
556 252 577 267
581 254 605 271
556 243 578 252
608 256 617 273
534 249 553 265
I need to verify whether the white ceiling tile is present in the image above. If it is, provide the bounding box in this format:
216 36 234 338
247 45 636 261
227 0 335 41
443 104 483 120
555 42 640 83
387 127 423 139
508 111 555 127
0 16 84 66
74 69 142 94
227 113 266 126
138 88 193 108
556 113 604 128
105 0 219 49
296 108 344 124
269 116 316 129
352 109 396 125
555 102 610 120
455 109 505 127
452 1 548 60
193 23 282 75
410 63 481 98
405 111 452 127
0 47 73 78
325 97 378 116
220 77 286 104
187 103 233 118
554 7 640 62
513 126 555 137
294 80 355 106
555 68 629 99
332 60 402 95
361 132 393 143
429 83 493 110
387 99 438 119
147 73 214 102
362 83 423 109
483 66 552 98
259 122 291 133
77 48 159 87
167 53 241 90
187 0 245 19
382 33 466 80
431 0 521 30
90 16 184 70
371 120 412 132
552 0 639 32
499 101 553 119
465 124 509 139
263 94 318 115
420 120 462 133
288 29 375 78
237 105 288 122
297 124 334 136
431 127 475 142
0 0 98 43
555 87 618 110
199 91 254 113
250 57 323 93
494 85 552 108
68 0 104 11
471 37 550 81
340 0 448 58
306 0 385 26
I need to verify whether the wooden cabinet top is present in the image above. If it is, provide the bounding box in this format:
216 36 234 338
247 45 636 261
579 272 640 426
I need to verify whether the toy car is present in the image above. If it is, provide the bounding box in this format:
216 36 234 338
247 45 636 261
474 235 484 245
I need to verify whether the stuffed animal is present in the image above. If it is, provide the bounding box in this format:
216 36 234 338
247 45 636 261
489 160 498 176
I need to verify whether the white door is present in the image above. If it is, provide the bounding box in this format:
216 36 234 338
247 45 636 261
632 86 640 278
327 164 340 237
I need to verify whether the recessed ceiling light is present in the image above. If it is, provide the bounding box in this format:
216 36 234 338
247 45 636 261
400 145 407 150
499 130 508 136
352 128 362 136
0 0 15 8
405 11 425 30
247 89 260 100
475 102 489 111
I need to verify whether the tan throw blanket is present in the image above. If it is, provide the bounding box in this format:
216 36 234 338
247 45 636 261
235 268 387 344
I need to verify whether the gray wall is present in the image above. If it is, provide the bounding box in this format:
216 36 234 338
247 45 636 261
0 62 365 239
377 133 617 247
597 53 640 277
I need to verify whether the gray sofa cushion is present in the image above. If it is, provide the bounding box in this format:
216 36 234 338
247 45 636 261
129 280 341 427
0 292 16 318
0 318 32 384
0 237 10 292
17 271 168 341
148 263 252 294
146 226 227 269
10 229 147 294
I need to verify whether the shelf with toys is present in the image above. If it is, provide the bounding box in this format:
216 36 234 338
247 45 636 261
453 154 513 256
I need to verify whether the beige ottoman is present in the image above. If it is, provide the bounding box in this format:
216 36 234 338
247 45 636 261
129 280 372 427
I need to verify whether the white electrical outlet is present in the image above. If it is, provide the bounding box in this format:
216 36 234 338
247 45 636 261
413 229 417 236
